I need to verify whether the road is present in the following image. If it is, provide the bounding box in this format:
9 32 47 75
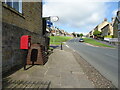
66 38 118 87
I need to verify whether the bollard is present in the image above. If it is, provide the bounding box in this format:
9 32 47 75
24 50 28 70
24 58 27 70
61 42 63 50
24 63 26 70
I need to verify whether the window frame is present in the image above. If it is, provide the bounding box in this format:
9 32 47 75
4 0 22 13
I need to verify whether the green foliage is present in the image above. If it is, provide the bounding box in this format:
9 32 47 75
80 33 83 37
93 30 101 36
77 34 80 37
72 32 76 37
104 35 113 38
84 38 114 48
93 30 102 39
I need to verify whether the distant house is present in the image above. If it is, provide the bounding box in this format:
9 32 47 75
59 30 66 36
90 29 95 38
50 26 59 36
49 26 72 37
65 32 72 37
88 18 112 38
94 25 98 31
89 31 93 38
97 18 110 32
51 30 56 36
101 21 113 37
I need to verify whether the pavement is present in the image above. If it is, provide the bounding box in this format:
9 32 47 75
3 46 94 88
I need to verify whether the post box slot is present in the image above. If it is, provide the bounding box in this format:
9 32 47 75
30 49 38 63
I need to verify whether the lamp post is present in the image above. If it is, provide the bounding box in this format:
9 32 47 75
43 16 59 49
43 16 59 22
50 16 59 22
61 42 63 50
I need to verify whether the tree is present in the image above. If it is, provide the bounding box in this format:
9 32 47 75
77 34 80 37
93 30 101 36
93 30 102 39
80 33 83 38
72 32 76 37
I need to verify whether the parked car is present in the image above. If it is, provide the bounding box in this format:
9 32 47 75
79 38 84 42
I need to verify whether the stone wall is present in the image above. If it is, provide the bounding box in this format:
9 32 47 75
2 22 44 74
2 2 43 35
0 2 2 88
113 18 118 38
2 1 44 74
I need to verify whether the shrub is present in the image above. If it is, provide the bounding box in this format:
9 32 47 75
104 35 113 38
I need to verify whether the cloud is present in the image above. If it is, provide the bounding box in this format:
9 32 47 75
43 0 109 33
112 9 118 16
43 0 119 3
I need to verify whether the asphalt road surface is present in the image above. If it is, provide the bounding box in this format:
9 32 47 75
66 38 118 87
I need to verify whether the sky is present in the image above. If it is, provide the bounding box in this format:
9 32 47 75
43 0 119 35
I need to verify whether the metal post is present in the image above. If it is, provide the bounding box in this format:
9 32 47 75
61 42 63 50
24 62 26 70
32 61 34 66
24 50 28 70
24 56 27 70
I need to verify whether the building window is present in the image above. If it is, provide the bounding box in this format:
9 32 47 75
6 0 12 7
4 0 22 13
13 2 19 11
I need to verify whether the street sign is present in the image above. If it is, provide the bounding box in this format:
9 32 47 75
46 20 53 27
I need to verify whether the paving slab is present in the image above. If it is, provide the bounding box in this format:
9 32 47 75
3 47 94 88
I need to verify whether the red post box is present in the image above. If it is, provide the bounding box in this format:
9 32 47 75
20 35 31 49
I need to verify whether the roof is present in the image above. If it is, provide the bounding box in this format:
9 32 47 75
101 24 109 30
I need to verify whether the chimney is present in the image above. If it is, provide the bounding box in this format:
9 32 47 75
104 18 107 21
111 17 115 22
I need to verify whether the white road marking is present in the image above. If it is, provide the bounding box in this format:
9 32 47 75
66 45 69 48
65 44 76 52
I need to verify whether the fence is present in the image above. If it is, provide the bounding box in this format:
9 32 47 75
104 38 119 42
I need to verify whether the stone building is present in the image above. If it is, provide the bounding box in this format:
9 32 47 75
113 11 120 38
89 29 95 38
88 18 111 38
2 1 48 74
97 18 110 32
101 23 113 37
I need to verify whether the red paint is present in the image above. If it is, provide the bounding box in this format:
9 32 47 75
20 35 31 49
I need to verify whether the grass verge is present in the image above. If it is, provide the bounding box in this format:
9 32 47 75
50 36 73 45
83 38 114 48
